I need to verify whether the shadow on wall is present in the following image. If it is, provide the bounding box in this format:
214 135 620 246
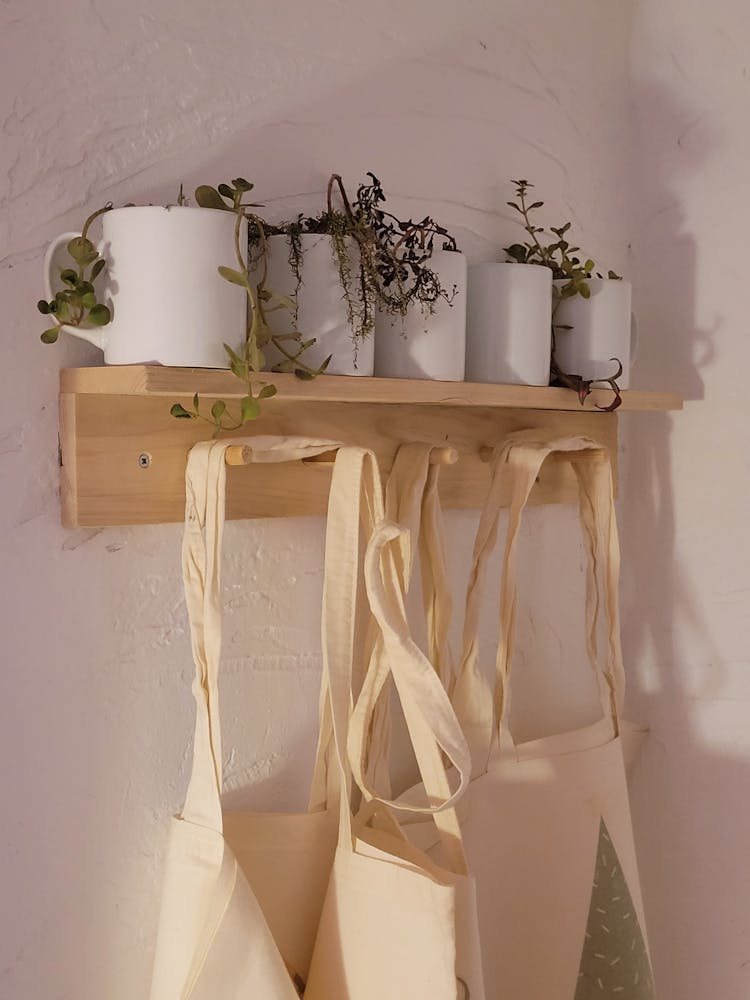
628 83 716 402
621 83 744 997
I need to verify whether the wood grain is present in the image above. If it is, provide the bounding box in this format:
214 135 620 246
60 366 683 412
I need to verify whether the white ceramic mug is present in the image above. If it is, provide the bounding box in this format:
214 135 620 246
44 206 248 367
552 278 637 389
257 233 374 376
374 249 467 381
465 263 552 385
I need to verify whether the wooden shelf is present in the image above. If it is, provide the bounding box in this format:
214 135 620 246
59 366 682 527
61 366 683 413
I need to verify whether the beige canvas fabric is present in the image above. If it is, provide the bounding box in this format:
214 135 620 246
448 431 656 999
306 447 485 999
361 442 459 801
149 436 385 1000
384 442 456 691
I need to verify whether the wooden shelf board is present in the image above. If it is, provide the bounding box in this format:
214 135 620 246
60 366 683 413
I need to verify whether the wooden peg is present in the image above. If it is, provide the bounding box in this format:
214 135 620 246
225 445 252 466
225 445 340 467
430 445 459 466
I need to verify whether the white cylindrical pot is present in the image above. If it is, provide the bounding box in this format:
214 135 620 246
44 206 248 366
258 233 374 376
465 263 551 386
553 278 634 389
374 250 467 381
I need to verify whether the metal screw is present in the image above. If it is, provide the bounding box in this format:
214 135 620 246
138 453 151 469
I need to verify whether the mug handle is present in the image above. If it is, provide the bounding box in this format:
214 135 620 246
43 233 109 352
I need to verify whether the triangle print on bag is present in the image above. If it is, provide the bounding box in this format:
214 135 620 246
575 819 655 999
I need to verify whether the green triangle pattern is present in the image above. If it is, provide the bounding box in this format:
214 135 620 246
574 818 655 999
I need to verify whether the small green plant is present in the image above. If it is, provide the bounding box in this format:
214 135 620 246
248 173 460 366
325 172 459 340
170 178 329 434
37 204 113 343
504 178 623 411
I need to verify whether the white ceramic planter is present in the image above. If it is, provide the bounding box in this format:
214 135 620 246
258 233 374 376
44 206 248 367
374 249 467 381
465 263 551 386
553 278 635 389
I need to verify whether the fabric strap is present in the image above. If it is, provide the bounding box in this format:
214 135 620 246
181 435 351 832
452 431 625 774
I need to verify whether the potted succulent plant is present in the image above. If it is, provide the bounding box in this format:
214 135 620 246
499 179 634 409
40 188 249 369
39 179 325 434
250 173 465 381
357 174 465 381
246 174 377 377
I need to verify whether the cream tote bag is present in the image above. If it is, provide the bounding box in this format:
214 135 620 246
448 431 656 999
306 510 484 1000
149 437 386 1000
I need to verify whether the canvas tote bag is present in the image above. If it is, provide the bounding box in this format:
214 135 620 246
305 468 485 998
149 436 386 999
448 431 656 999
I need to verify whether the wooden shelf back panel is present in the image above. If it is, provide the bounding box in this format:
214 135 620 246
60 388 619 526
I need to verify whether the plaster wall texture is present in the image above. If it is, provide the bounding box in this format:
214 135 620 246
0 1 730 998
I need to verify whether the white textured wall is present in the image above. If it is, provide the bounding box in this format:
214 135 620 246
1 2 647 998
622 3 750 997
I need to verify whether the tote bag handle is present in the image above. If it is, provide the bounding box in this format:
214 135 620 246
345 443 471 872
351 521 471 873
452 431 625 774
181 435 360 833
360 443 458 800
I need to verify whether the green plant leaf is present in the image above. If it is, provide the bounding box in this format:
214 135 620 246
258 384 277 399
81 292 97 309
223 342 244 365
505 243 528 263
76 280 95 295
67 236 98 266
88 304 111 325
232 177 254 192
60 269 78 286
195 185 232 211
294 369 315 381
193 393 200 410
217 265 249 287
217 183 235 200
41 327 59 344
240 396 260 422
37 300 51 314
55 299 72 323
229 357 249 380
210 400 226 421
170 403 194 419
91 258 106 280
